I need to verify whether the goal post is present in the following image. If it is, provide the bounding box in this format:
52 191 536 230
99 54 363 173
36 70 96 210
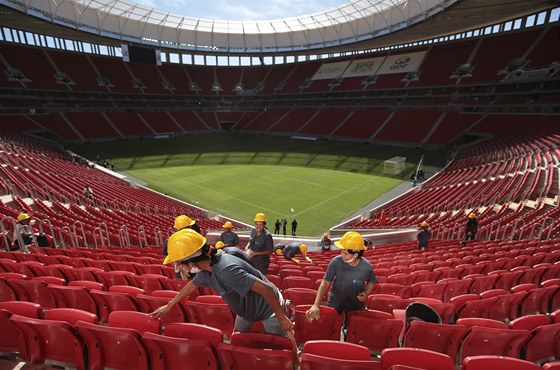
384 156 406 175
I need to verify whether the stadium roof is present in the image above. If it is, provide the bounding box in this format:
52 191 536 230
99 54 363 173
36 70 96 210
0 0 556 54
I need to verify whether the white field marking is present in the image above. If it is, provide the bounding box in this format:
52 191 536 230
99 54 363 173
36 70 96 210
289 177 375 218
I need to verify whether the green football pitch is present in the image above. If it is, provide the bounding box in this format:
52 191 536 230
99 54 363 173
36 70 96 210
83 133 446 236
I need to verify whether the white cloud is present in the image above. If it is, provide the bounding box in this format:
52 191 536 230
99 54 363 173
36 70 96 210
131 0 345 20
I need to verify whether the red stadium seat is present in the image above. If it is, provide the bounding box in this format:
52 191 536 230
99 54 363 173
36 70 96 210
459 326 530 363
90 289 140 323
47 284 98 315
183 300 235 337
10 314 88 370
294 305 343 346
381 348 454 370
283 288 318 306
75 320 150 370
217 343 294 370
403 320 467 360
462 355 540 370
523 322 560 364
508 314 550 331
230 332 294 351
136 294 187 324
6 279 56 308
346 310 402 354
143 332 219 370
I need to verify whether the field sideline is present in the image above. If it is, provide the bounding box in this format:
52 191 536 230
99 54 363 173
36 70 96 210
83 133 447 236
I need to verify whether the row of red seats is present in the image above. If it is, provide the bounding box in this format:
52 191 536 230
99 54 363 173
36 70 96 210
4 299 557 370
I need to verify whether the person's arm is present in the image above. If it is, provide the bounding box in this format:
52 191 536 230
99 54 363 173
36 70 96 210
305 279 330 320
150 280 198 318
357 281 375 302
250 278 293 332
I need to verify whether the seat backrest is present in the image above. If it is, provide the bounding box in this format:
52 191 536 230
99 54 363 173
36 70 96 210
404 320 467 361
109 285 146 297
303 340 370 361
75 320 150 370
367 294 411 313
45 307 98 325
294 305 343 345
508 314 550 331
183 300 235 338
7 279 56 308
108 311 161 335
47 285 98 315
0 300 42 318
283 288 317 306
462 355 540 370
0 276 17 301
230 332 293 351
164 322 223 349
457 297 497 319
346 311 402 354
68 280 106 291
136 294 187 325
459 326 531 363
381 347 454 370
142 332 218 370
0 309 19 353
90 289 140 323
10 314 86 370
216 343 294 370
299 353 381 370
523 322 560 364
455 317 508 330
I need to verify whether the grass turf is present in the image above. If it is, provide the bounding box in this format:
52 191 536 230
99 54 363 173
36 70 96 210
82 132 447 236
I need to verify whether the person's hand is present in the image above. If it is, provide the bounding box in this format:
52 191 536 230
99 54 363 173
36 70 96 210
246 249 254 258
292 258 300 264
305 256 313 263
278 314 295 333
150 304 171 319
305 304 320 321
357 291 367 302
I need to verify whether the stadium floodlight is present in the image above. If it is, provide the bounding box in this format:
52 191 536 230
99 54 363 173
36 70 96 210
96 76 113 87
211 82 223 92
5 68 29 82
384 156 406 175
132 78 147 89
189 82 201 91
450 64 473 79
162 80 176 90
54 73 74 85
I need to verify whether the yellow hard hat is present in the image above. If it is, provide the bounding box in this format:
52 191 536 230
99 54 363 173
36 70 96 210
163 229 206 265
322 233 328 238
254 213 267 222
174 215 196 229
223 221 233 229
17 213 31 222
215 241 225 249
420 221 429 227
468 213 477 219
275 249 283 256
299 244 307 254
335 231 366 251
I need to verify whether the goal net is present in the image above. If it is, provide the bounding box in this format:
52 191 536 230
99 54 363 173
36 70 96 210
384 156 406 175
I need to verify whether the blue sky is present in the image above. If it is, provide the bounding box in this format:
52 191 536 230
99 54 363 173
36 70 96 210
133 0 347 21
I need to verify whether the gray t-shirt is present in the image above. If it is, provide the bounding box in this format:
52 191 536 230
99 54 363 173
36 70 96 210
248 228 273 253
192 253 279 321
220 231 240 246
282 242 301 259
324 255 377 313
222 246 252 265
